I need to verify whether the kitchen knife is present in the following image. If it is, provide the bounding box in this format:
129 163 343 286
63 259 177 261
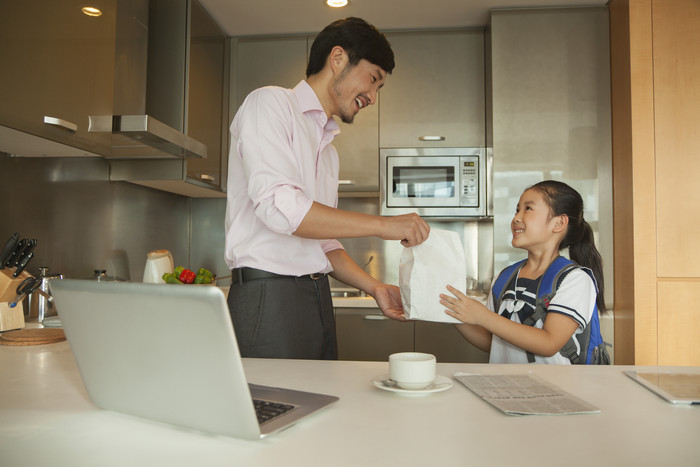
5 237 26 268
12 238 36 268
13 251 34 277
0 232 20 270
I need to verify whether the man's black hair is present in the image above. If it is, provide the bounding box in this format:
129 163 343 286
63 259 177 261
306 17 395 77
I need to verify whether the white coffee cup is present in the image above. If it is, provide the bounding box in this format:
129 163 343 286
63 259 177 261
389 352 437 390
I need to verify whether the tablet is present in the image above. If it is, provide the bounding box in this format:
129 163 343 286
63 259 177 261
624 371 700 405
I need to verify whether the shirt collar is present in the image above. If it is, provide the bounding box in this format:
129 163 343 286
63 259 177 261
294 80 340 135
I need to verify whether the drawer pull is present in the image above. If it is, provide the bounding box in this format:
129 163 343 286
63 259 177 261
418 136 445 141
338 179 354 185
43 116 77 133
200 174 215 183
363 314 388 320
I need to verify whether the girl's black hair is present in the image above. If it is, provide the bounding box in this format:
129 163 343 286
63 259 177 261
530 180 606 314
306 17 395 77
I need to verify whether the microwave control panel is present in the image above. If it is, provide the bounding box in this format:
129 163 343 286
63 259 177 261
459 156 480 207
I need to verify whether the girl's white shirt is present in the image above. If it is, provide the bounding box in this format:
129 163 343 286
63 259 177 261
486 268 597 365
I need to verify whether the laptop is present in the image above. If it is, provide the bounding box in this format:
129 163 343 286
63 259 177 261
50 279 339 440
624 370 700 405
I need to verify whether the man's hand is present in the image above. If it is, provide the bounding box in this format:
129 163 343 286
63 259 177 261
371 284 408 322
379 213 430 247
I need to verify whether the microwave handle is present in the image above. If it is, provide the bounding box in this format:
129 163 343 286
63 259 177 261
418 136 445 141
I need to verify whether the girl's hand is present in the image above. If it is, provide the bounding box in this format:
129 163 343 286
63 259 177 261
440 285 487 325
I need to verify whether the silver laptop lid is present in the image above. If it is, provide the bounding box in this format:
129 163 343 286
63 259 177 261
51 280 264 439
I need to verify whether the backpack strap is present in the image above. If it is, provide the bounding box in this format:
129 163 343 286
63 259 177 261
491 259 527 313
522 257 576 363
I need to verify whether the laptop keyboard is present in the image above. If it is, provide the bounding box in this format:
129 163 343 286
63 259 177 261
253 399 296 424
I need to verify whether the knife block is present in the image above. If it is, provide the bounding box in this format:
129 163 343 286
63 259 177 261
0 301 25 332
0 268 32 303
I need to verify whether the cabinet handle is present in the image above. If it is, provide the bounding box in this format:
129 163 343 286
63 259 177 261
199 174 215 183
43 116 77 133
418 136 445 141
338 180 354 185
363 314 388 320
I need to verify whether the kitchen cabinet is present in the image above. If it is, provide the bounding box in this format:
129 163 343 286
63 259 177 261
232 35 380 193
185 0 229 189
335 307 488 363
335 308 414 361
0 0 116 156
414 321 489 363
379 30 486 148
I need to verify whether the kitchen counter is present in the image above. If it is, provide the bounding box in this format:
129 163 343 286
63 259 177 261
1 342 699 466
332 295 378 308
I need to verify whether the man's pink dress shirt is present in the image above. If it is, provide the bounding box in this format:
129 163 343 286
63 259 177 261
225 80 344 275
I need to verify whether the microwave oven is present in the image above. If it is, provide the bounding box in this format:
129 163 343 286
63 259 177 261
380 147 491 218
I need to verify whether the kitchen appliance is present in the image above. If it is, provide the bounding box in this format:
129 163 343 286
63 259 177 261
26 267 61 322
50 279 338 440
143 249 174 284
380 147 492 218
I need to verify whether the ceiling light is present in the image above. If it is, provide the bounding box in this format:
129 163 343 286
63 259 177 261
81 6 102 17
326 0 349 7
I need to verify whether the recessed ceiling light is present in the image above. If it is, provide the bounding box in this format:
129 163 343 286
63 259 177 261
81 6 102 17
326 0 349 7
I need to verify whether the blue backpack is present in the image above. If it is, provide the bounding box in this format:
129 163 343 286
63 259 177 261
492 256 611 365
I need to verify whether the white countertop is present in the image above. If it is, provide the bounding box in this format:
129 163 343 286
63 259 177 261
1 341 699 466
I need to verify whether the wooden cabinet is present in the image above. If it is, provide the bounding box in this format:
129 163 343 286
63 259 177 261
0 0 116 156
379 30 486 148
610 0 700 365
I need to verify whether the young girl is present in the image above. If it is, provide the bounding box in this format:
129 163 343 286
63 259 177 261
440 180 606 364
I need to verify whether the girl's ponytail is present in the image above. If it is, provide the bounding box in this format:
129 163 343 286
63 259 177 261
567 219 606 313
530 180 606 314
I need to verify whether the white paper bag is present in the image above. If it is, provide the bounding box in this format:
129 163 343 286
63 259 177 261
399 229 465 323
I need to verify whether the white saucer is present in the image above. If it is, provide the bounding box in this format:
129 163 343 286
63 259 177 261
373 375 453 395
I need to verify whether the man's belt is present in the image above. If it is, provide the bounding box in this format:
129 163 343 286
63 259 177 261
233 267 327 283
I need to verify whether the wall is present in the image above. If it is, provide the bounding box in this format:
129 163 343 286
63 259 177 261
0 156 193 282
609 0 700 365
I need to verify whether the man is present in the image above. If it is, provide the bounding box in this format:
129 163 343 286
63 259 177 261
225 17 430 359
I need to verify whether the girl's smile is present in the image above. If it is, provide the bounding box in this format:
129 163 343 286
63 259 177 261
511 188 562 250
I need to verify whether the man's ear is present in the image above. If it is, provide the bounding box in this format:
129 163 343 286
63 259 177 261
329 46 347 74
553 214 569 233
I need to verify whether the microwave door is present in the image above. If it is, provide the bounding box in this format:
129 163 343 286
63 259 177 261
387 159 460 208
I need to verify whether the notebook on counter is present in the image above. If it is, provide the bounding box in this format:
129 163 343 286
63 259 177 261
51 279 338 440
624 370 700 405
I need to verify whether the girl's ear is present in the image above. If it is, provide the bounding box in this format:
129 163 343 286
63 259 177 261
552 214 569 233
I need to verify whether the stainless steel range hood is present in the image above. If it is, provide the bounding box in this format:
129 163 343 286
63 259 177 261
91 0 206 160
88 115 206 159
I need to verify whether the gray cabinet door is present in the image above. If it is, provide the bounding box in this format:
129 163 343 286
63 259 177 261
414 321 489 363
335 308 414 361
186 0 228 188
380 30 486 148
233 36 308 111
0 0 115 155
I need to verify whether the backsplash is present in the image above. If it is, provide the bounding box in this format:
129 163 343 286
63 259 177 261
0 156 193 282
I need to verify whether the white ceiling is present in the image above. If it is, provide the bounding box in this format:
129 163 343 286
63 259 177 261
198 0 608 37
